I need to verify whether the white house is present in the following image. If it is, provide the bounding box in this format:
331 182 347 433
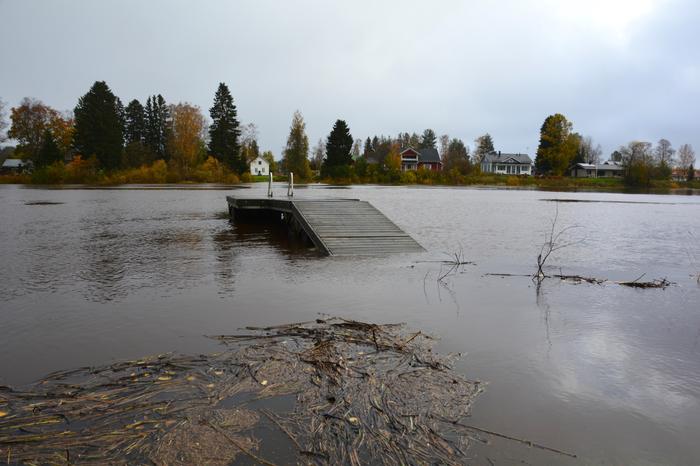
481 152 532 175
249 156 269 176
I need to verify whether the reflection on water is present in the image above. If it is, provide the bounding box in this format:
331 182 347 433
1 184 699 465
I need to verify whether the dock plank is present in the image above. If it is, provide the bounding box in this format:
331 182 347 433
226 196 424 256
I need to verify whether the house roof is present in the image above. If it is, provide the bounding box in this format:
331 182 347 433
2 159 27 168
573 162 624 171
482 152 532 164
418 148 441 164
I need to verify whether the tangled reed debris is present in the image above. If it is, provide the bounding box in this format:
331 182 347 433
0 317 488 465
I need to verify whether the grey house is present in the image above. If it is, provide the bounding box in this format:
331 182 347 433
480 152 532 175
570 161 624 178
1 159 33 174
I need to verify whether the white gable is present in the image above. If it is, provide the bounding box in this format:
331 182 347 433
249 157 270 176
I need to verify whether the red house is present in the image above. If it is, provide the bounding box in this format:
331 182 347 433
400 148 442 172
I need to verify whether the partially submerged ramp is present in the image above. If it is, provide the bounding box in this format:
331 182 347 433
226 196 424 256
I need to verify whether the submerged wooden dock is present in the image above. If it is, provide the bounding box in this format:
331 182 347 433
226 196 424 256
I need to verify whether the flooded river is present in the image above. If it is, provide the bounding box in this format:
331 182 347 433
1 183 699 465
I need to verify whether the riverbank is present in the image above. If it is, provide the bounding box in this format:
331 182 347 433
3 170 699 193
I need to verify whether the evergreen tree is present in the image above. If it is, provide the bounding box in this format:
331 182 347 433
282 110 311 181
363 137 373 158
73 81 124 170
419 129 437 149
116 98 125 141
323 119 353 176
443 138 470 174
208 83 243 172
688 164 695 182
145 95 170 160
37 129 63 167
125 99 146 144
535 114 580 175
397 132 410 149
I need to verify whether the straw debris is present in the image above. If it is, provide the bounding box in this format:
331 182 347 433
0 317 484 465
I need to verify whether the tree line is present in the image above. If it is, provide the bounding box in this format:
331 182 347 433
291 110 695 186
534 113 696 185
1 81 276 181
285 114 499 183
1 90 696 186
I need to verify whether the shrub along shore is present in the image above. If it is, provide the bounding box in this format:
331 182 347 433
2 159 698 192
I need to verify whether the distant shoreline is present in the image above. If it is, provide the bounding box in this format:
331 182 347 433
2 175 699 195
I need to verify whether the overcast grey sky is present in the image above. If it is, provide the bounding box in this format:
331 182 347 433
1 0 698 158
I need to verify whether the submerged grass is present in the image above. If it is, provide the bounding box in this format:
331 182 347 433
0 317 485 465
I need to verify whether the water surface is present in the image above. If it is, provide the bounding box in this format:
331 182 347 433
1 183 699 465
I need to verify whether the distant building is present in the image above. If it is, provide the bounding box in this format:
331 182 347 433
400 148 442 172
570 161 624 178
671 167 700 181
481 152 532 175
249 156 269 176
1 159 33 174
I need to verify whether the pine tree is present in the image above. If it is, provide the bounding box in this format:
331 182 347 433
208 83 243 172
282 110 311 181
419 129 437 149
73 81 124 170
688 164 695 182
363 137 373 158
443 138 470 174
323 119 353 176
125 99 146 144
145 95 170 160
123 99 151 168
37 129 63 167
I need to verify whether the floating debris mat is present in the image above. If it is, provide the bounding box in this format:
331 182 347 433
0 318 484 465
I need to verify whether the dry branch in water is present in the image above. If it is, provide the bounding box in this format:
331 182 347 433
616 277 673 289
0 318 490 465
535 205 583 281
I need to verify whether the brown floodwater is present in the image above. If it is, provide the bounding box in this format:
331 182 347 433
1 183 699 465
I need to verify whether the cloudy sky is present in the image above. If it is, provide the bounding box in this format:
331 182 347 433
1 0 698 158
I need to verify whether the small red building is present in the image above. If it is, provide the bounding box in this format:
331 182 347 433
400 148 442 172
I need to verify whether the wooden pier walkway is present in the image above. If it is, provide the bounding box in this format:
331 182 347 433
226 196 424 256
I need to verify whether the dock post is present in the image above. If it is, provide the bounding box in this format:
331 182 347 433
267 172 273 198
288 172 294 197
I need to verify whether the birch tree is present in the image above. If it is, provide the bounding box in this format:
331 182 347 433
168 103 206 175
677 144 695 168
654 139 675 166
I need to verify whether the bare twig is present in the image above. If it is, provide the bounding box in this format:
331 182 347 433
534 205 583 282
440 419 577 459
